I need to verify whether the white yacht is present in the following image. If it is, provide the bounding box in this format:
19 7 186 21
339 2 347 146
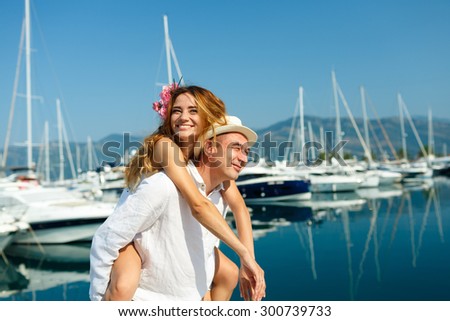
1 187 114 244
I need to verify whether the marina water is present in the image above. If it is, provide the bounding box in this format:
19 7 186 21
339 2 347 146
1 178 449 301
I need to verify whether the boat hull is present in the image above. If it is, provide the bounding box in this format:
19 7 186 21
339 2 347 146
13 220 105 244
237 176 311 202
309 175 361 193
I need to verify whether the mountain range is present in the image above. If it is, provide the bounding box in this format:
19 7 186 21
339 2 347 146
1 115 450 179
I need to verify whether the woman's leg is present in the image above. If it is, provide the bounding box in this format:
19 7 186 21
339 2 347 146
104 242 142 300
210 247 239 301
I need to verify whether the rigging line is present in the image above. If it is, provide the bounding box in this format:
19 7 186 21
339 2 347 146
366 93 399 160
286 97 299 162
400 97 429 162
61 111 77 179
169 40 185 85
2 18 26 168
336 82 371 158
154 39 166 94
367 118 387 161
31 3 78 147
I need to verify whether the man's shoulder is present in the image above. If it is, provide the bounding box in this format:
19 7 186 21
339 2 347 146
141 171 173 184
138 172 177 194
186 161 202 183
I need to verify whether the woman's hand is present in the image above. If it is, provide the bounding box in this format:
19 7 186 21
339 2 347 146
238 252 266 301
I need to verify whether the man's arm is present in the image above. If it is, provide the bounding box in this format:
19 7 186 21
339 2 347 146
222 180 266 301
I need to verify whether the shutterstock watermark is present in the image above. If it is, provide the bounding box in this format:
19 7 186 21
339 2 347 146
100 132 349 168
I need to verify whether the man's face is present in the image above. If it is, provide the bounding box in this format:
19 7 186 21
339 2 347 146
211 132 249 181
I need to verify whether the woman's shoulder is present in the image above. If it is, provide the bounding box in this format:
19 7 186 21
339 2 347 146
155 136 175 145
153 136 185 166
154 136 180 153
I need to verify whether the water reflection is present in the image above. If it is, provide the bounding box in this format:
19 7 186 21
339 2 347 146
229 179 449 300
0 257 29 294
236 202 313 240
241 192 368 239
0 179 449 300
1 243 90 300
345 182 444 300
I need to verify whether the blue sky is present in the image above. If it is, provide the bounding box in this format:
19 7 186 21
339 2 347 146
0 0 449 148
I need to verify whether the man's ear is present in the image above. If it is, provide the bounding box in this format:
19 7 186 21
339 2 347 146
203 139 218 157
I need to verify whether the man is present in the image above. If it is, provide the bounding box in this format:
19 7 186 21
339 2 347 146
89 116 257 300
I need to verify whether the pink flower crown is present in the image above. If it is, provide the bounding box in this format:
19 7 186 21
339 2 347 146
152 79 182 120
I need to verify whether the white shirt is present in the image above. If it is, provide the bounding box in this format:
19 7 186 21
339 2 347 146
89 161 228 301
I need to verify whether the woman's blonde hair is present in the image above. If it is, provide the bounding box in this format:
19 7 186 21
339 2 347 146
125 85 227 190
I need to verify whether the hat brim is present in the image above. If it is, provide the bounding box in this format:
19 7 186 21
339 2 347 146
206 125 258 147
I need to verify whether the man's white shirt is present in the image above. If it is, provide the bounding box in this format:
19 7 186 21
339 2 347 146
89 161 228 300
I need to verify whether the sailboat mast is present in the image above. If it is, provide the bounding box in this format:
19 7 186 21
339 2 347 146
44 121 50 182
25 0 33 170
308 121 316 160
428 107 434 156
360 86 372 164
57 99 64 182
163 15 173 83
332 70 343 158
398 93 407 161
320 125 325 148
299 86 305 154
87 136 93 171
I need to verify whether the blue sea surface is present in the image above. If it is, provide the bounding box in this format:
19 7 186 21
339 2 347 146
1 178 449 301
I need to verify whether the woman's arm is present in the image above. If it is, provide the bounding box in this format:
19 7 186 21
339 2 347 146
154 138 265 300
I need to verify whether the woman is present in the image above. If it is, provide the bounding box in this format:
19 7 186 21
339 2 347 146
102 85 265 301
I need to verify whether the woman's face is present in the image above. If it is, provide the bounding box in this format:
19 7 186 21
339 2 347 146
170 93 205 142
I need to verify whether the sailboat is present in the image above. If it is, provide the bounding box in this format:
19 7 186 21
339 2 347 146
424 108 450 176
378 94 433 183
236 86 314 202
329 72 383 189
0 0 39 187
0 214 29 254
358 86 403 185
2 186 114 244
0 0 118 245
288 77 364 192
